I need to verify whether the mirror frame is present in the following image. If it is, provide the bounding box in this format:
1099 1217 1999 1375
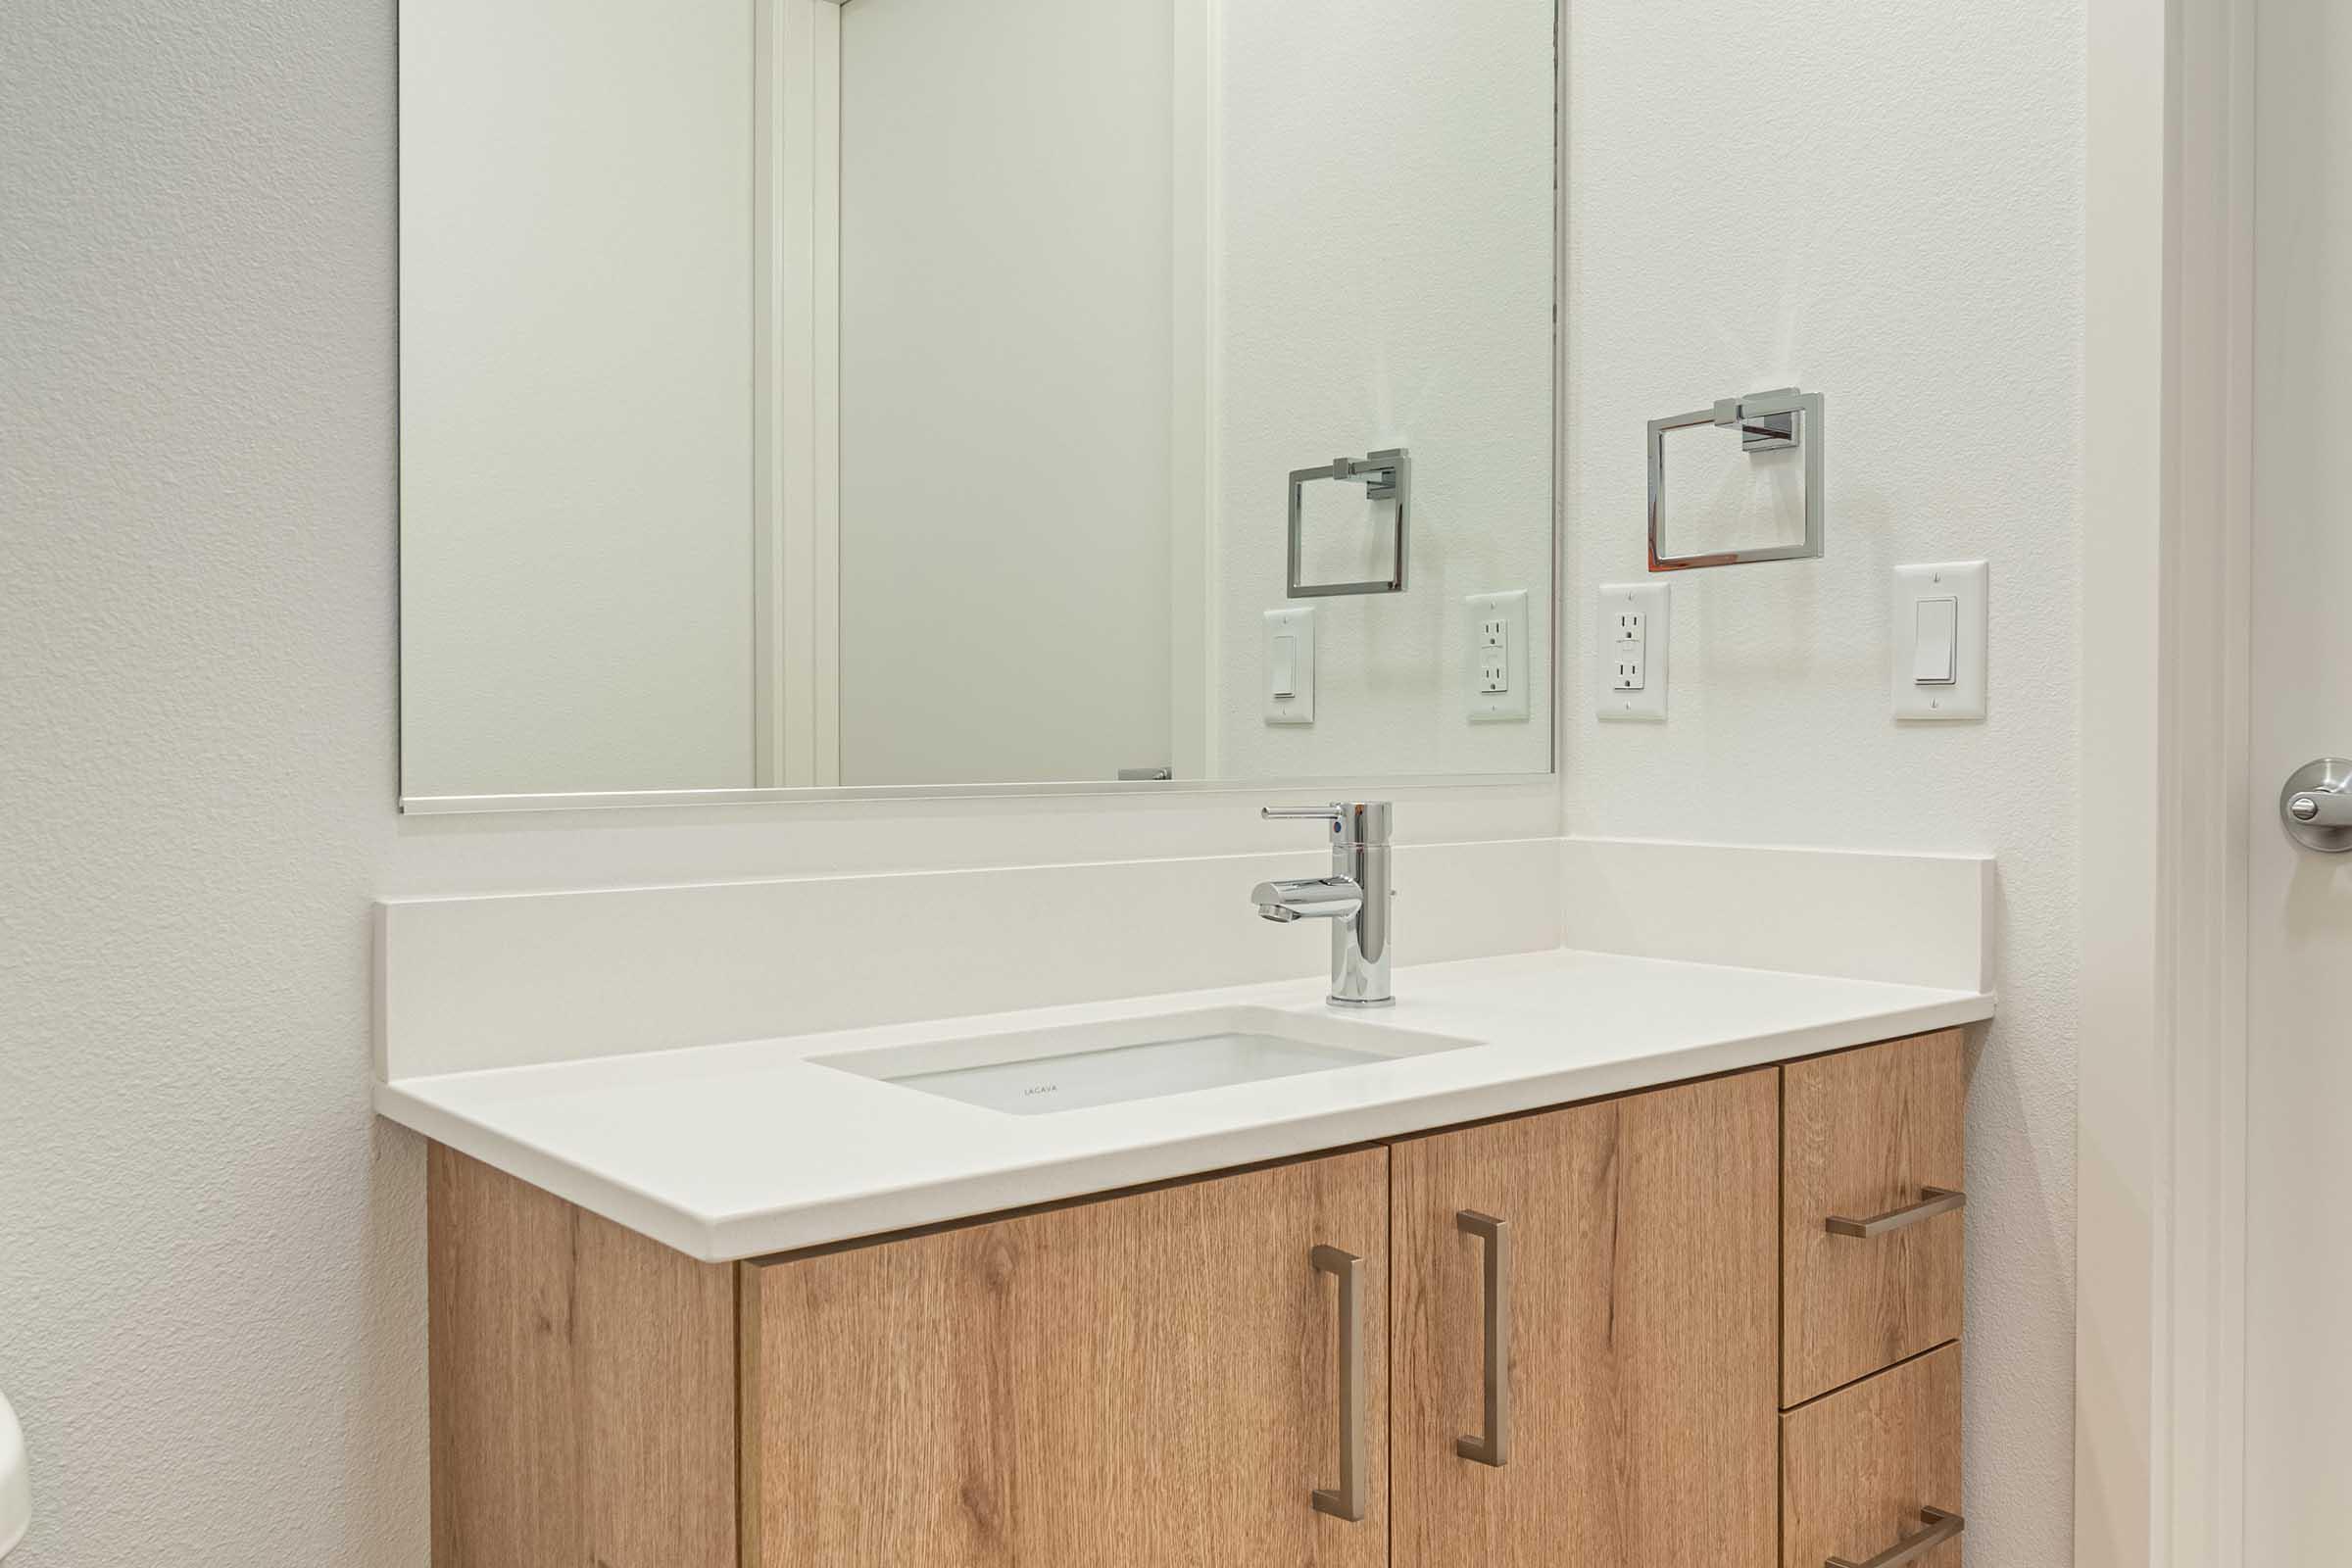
395 0 1562 815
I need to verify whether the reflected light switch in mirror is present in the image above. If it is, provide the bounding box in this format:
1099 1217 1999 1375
1263 607 1316 725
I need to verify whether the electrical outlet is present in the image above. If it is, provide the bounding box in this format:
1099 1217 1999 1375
1611 607 1647 690
1465 590 1530 721
1597 582 1668 721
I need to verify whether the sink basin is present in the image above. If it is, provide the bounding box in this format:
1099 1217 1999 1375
812 1004 1475 1116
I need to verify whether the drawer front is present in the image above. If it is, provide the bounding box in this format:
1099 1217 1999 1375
1782 1030 1966 1405
1782 1345 1964 1568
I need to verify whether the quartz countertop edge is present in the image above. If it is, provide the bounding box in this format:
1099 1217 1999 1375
373 947 1996 1263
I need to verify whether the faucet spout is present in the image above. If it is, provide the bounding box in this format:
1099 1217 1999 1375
1250 876 1364 924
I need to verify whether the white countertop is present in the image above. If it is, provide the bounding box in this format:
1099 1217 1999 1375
374 947 1992 1261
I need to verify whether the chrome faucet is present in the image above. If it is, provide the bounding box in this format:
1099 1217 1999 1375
1252 803 1394 1007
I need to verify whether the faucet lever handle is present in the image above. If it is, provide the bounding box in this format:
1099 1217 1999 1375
1264 802 1394 848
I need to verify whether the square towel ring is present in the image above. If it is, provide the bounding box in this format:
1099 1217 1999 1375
1287 449 1410 598
1646 389 1824 570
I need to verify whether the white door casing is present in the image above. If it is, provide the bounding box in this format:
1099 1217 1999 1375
2082 1 2352 1563
2079 0 2254 1563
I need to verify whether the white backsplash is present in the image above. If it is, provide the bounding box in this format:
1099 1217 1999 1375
377 837 1988 1080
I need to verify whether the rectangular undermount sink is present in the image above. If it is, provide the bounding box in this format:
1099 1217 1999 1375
812 1004 1477 1115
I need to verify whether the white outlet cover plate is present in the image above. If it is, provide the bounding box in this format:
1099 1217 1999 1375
1262 606 1316 725
1465 589 1530 722
1596 581 1669 722
1890 561 1988 720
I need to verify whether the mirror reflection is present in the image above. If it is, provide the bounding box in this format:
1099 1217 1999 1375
398 0 1555 804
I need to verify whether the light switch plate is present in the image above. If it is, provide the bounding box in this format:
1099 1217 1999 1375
1891 561 1987 720
1596 581 1669 721
1262 606 1316 725
1465 589 1530 722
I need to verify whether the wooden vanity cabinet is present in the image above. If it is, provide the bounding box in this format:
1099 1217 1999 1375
1390 1069 1780 1568
426 1030 1967 1568
735 1149 1390 1568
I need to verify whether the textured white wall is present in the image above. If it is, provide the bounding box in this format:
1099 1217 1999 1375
1562 2 2082 1561
0 4 1555 1563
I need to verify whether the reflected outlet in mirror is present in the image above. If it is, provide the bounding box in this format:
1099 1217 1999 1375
812 1006 1477 1116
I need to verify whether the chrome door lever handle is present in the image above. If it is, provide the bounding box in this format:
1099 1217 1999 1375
2281 759 2352 853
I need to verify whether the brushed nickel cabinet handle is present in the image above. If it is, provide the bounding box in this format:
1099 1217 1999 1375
1825 1187 1966 1239
1452 1210 1511 1467
1310 1244 1367 1522
1826 1505 1965 1568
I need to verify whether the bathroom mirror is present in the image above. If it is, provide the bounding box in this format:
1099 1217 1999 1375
397 0 1557 808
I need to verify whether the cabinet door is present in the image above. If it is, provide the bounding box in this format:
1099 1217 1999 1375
1391 1071 1779 1568
738 1149 1390 1568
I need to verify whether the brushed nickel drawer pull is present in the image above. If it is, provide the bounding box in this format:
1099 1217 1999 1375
1826 1505 1965 1568
1452 1210 1511 1467
1825 1187 1966 1239
1310 1245 1367 1522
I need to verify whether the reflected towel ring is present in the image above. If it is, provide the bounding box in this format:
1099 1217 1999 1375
1287 449 1410 598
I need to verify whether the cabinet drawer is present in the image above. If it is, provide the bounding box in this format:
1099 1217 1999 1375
1782 1345 1963 1568
1782 1030 1965 1405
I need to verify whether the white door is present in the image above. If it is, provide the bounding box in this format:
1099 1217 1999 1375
2247 2 2352 1556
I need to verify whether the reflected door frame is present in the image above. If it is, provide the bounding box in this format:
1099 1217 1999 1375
754 0 844 787
755 0 1219 788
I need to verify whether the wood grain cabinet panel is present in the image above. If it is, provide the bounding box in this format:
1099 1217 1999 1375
427 1146 739 1568
738 1150 1391 1568
1782 1345 1964 1568
1390 1069 1780 1568
1783 1031 1967 1405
